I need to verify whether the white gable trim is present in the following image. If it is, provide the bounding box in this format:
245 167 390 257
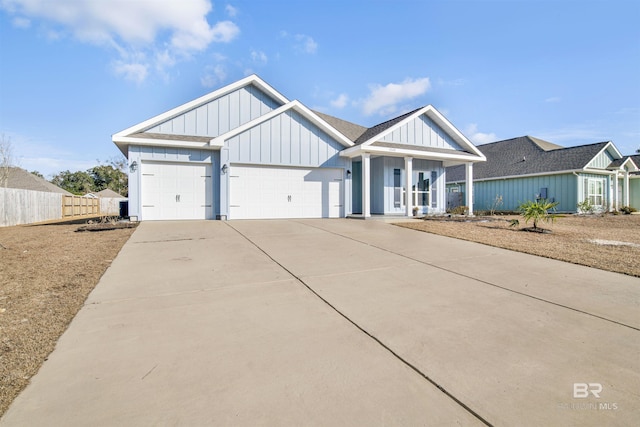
214 100 354 148
113 135 224 152
112 74 289 139
362 105 484 159
590 141 622 164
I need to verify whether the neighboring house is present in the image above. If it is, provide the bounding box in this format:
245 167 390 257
85 188 126 198
113 75 485 221
446 136 638 213
2 167 72 195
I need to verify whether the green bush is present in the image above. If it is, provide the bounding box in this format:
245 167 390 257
448 205 468 215
621 206 638 215
518 199 559 230
577 199 595 214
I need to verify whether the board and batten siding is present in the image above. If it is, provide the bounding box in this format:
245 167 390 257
146 85 281 137
630 178 640 210
225 109 348 169
469 173 578 212
381 114 464 151
587 149 615 169
127 146 218 219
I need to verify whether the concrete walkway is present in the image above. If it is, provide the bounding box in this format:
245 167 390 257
2 219 638 426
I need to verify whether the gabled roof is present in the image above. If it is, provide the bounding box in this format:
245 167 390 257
312 111 368 142
215 100 354 148
112 74 289 155
609 154 640 171
89 188 125 198
446 136 618 182
3 167 72 194
338 105 485 162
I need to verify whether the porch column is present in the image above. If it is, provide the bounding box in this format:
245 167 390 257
613 172 619 211
624 171 630 207
465 162 474 216
362 153 371 217
405 157 413 216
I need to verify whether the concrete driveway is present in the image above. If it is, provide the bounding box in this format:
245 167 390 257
2 219 638 426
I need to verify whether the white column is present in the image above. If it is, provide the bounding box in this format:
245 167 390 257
624 171 630 207
613 172 619 211
362 153 371 217
405 157 413 216
465 162 474 216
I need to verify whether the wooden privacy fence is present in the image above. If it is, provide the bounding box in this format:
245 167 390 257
0 188 128 227
62 195 99 218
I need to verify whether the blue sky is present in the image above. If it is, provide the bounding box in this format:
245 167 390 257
1 0 639 178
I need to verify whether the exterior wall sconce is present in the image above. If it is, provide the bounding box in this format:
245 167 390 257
346 169 351 178
221 164 228 174
129 161 138 173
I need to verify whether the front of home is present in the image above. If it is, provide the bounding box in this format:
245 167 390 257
446 136 639 213
113 75 485 221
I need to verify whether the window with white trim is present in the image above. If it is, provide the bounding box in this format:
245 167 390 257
585 178 604 207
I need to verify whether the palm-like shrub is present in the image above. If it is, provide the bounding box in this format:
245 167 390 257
518 199 559 231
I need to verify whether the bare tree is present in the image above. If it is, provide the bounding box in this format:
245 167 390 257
0 134 13 188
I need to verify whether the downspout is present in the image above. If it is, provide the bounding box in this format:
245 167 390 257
573 171 581 213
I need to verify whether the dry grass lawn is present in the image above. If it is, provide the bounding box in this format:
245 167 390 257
397 213 640 277
0 222 136 416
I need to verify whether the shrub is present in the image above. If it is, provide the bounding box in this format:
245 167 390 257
518 199 559 230
448 205 468 215
621 206 638 215
577 199 595 214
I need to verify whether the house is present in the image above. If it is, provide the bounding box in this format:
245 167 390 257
113 75 485 221
2 167 72 195
445 136 639 213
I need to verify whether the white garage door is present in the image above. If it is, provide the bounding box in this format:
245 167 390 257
229 165 344 219
141 162 213 220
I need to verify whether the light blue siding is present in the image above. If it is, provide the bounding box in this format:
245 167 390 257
587 149 614 169
146 85 281 137
630 179 640 209
226 109 348 168
127 146 219 219
381 114 464 151
370 157 385 214
464 173 579 212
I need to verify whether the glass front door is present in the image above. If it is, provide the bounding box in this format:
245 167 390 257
414 172 430 207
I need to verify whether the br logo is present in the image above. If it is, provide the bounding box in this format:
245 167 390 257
573 383 603 398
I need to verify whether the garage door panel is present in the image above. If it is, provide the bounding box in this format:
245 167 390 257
141 162 213 220
229 165 343 219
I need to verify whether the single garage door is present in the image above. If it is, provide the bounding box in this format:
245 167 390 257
229 165 343 219
141 161 213 220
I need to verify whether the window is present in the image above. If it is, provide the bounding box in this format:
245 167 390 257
585 178 604 207
394 168 401 208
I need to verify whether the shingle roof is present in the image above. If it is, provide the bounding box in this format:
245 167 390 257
353 107 424 145
312 111 368 143
95 188 125 198
446 136 611 182
3 167 72 194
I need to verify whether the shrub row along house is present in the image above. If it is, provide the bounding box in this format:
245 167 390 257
113 75 638 221
446 137 640 213
113 75 485 221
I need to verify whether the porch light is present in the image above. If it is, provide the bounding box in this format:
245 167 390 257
346 169 351 178
221 164 228 174
129 161 138 173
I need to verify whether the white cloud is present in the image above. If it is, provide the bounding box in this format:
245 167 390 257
330 93 349 109
465 124 497 145
0 0 240 82
225 4 238 17
250 50 268 65
201 64 227 88
112 61 149 84
294 34 317 54
545 96 561 103
11 16 30 28
361 77 431 116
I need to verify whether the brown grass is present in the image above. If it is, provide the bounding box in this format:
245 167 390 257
397 214 640 277
0 223 136 416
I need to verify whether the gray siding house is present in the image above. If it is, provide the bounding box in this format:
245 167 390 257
446 136 638 213
113 75 485 221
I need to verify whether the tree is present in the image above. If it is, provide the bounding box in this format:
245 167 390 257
0 134 13 187
88 164 127 196
51 170 94 195
636 147 640 154
518 199 559 231
30 171 44 179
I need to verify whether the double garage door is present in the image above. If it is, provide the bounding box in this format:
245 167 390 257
141 162 213 220
141 162 343 220
230 165 344 219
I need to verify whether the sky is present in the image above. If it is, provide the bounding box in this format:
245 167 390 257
1 0 639 178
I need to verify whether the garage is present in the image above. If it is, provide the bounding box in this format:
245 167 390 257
229 165 344 219
141 162 213 220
